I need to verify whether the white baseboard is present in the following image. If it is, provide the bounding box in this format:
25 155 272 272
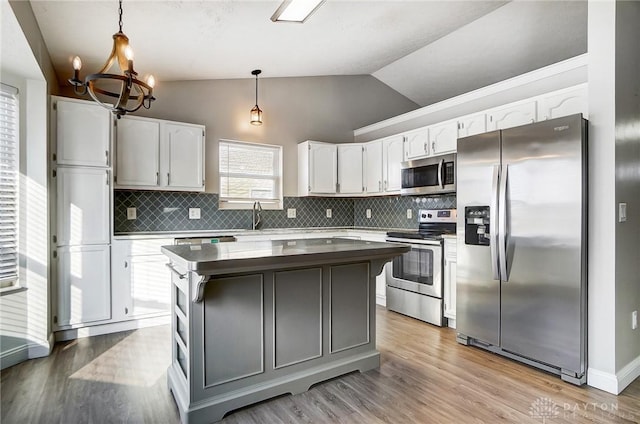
588 355 640 395
54 315 170 342
1 344 29 370
375 294 386 307
447 318 456 329
616 355 640 394
588 368 618 394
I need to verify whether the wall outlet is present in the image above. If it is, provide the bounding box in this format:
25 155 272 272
287 208 296 218
407 209 413 219
633 311 638 330
189 208 201 220
366 209 372 219
126 207 137 220
326 209 332 218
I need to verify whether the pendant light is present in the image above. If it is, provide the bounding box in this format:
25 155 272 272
250 69 263 126
68 0 155 118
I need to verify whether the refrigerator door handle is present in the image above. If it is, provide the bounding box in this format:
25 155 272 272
490 165 501 280
499 164 509 282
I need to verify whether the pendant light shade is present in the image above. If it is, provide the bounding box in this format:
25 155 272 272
250 69 263 126
68 0 155 118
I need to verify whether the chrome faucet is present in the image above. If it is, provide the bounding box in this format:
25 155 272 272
252 201 262 230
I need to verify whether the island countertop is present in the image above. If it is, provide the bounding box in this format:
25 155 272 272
161 237 409 276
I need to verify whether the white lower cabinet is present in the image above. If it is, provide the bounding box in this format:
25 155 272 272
443 237 457 327
111 238 173 321
56 245 111 327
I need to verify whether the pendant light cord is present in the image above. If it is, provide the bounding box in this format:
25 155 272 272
118 0 124 33
255 74 258 105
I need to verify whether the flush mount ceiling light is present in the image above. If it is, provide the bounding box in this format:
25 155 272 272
271 0 325 23
68 0 155 118
250 69 263 126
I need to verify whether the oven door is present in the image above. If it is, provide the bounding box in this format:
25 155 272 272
386 240 442 298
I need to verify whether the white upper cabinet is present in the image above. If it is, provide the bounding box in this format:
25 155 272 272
383 135 405 193
458 113 487 138
54 98 111 167
56 167 110 246
486 99 537 131
364 140 383 194
115 116 205 191
165 123 205 189
537 84 588 121
428 120 458 155
298 141 337 195
337 144 364 194
404 128 429 160
115 118 160 186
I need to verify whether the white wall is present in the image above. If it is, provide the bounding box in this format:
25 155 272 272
0 0 54 368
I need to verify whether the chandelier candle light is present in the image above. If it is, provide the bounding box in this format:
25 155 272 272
68 0 155 118
250 69 263 126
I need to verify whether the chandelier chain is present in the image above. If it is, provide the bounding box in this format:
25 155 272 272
118 0 123 33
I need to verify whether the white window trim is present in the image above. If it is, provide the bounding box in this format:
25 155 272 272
0 82 21 294
218 139 283 210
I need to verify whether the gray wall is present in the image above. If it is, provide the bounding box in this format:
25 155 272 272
61 75 418 196
615 1 640 372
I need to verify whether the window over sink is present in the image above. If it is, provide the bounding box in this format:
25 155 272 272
218 139 283 210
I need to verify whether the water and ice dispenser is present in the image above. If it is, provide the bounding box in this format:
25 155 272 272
465 206 490 246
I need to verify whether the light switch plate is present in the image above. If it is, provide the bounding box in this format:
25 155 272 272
407 209 413 219
126 207 137 220
326 209 332 218
287 208 296 219
619 203 627 222
366 209 372 219
189 208 201 219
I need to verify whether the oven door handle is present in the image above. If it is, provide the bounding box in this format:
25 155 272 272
490 165 500 281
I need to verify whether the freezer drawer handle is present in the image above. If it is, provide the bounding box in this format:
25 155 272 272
490 165 500 280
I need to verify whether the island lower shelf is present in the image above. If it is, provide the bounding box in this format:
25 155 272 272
162 238 408 424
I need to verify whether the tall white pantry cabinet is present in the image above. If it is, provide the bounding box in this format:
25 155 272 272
52 97 112 329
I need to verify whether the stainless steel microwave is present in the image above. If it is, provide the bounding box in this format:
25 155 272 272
400 153 456 196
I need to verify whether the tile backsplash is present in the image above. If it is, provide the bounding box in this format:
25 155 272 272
114 191 456 233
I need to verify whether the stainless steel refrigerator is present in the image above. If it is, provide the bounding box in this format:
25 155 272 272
456 114 587 385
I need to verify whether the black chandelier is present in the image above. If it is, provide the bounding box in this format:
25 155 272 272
68 0 155 118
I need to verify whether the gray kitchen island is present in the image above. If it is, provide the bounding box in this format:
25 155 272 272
161 237 408 424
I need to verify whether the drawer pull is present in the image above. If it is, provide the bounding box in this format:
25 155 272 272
166 263 186 279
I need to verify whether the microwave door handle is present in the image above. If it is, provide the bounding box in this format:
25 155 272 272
438 159 444 189
490 165 500 280
498 164 509 282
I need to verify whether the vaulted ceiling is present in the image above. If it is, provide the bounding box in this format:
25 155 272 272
30 0 587 107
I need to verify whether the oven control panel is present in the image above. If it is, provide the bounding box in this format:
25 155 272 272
419 209 457 223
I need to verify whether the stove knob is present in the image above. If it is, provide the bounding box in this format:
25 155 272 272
427 213 432 218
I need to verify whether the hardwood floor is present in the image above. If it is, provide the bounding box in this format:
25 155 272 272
2 307 640 423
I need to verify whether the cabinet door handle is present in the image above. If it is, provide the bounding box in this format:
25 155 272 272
432 142 436 153
125 307 129 315
424 142 427 152
167 173 170 185
124 261 128 268
156 172 159 185
384 180 388 191
378 181 381 191
105 150 109 166
105 170 109 185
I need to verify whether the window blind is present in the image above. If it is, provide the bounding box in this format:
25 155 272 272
219 140 282 208
0 84 19 287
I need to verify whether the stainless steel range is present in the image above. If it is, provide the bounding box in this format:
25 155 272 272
386 209 456 326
